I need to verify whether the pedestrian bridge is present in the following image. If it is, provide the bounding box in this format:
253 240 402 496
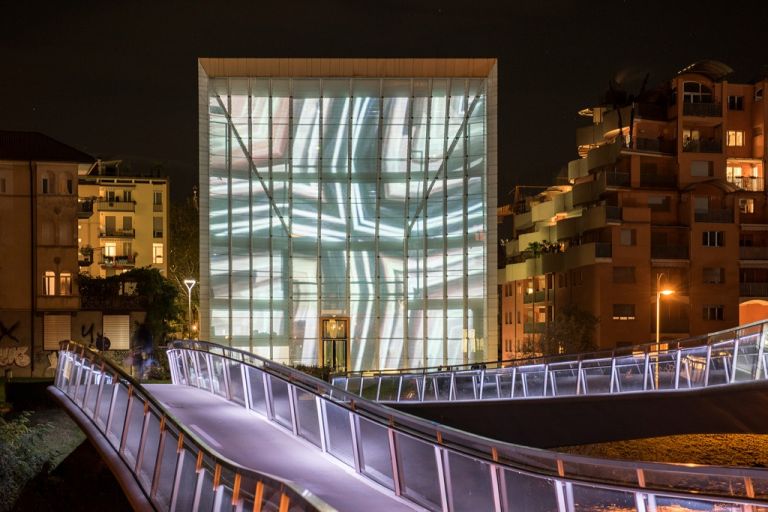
332 320 768 446
52 333 768 511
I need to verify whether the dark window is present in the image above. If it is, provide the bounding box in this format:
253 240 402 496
728 95 744 110
613 266 636 283
42 178 49 194
620 229 636 246
612 304 636 320
703 305 724 321
702 231 725 247
702 267 725 284
66 179 73 194
648 195 670 212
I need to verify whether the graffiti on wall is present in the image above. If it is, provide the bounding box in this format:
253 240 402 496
0 321 20 343
0 346 31 368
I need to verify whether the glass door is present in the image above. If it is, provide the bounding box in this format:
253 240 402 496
321 317 348 372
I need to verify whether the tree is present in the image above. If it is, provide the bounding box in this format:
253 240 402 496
527 304 599 357
168 194 199 338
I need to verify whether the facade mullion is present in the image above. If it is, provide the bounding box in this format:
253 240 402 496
442 80 450 365
402 79 414 367
268 79 274 352
248 79 254 352
422 80 432 367
374 79 384 370
318 79 324 353
226 79 233 347
462 80 470 361
286 79 294 362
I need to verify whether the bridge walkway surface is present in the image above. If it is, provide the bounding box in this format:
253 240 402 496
143 383 416 511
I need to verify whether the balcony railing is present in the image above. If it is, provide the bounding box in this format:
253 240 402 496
635 137 676 154
153 230 163 238
100 255 136 267
100 229 135 238
683 102 722 117
729 176 765 192
523 290 549 304
741 282 768 297
153 203 163 212
695 209 734 223
740 246 768 260
523 321 547 334
97 199 136 212
683 139 722 153
640 172 677 188
78 200 94 219
605 170 630 187
651 245 689 259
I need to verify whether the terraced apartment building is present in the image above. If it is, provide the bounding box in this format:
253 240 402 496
500 61 768 358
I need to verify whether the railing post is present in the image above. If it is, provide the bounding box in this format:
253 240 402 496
119 385 134 453
263 372 274 420
609 358 616 394
576 361 583 395
349 412 362 473
434 446 449 512
730 338 740 384
388 428 401 496
287 385 299 436
756 326 767 380
169 435 187 511
703 344 712 387
104 380 121 437
134 402 151 474
674 349 682 390
490 464 503 512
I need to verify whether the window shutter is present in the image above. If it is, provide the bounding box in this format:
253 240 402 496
103 315 130 350
44 315 71 350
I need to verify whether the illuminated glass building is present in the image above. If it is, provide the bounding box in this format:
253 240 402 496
198 58 497 371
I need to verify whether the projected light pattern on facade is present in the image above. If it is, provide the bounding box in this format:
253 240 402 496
206 76 490 370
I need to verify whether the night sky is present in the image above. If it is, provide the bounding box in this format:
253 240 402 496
2 0 767 202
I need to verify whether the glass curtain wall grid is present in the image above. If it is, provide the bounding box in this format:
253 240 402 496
165 339 768 512
206 76 489 371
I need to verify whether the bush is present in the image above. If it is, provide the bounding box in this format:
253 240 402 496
291 364 332 382
0 412 53 511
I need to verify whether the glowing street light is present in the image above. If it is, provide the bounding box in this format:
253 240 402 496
184 279 197 340
655 273 675 388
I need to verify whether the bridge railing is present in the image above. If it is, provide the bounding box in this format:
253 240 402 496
332 320 768 402
169 339 768 511
54 342 331 512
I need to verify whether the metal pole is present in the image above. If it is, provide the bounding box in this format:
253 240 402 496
655 273 662 390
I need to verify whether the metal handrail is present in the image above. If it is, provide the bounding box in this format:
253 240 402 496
55 341 331 512
169 338 768 509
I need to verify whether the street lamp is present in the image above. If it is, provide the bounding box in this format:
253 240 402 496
655 273 675 388
183 279 197 340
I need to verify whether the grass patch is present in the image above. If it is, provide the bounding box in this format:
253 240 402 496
556 434 768 467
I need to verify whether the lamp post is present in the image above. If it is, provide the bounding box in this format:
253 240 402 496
183 279 197 340
655 273 675 388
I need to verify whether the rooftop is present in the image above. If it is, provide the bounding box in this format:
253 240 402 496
0 130 94 164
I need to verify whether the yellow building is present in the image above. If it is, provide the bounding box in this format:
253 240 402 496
500 61 768 358
0 131 94 376
78 161 169 278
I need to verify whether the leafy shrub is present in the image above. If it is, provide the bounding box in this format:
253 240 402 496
0 412 53 511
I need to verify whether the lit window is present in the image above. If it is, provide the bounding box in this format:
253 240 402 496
59 272 72 295
43 271 56 295
104 242 116 257
739 198 755 214
702 231 725 247
727 130 745 147
612 304 636 320
153 243 164 264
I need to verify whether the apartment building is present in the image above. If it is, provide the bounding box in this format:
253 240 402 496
78 160 168 278
500 61 768 358
0 131 94 375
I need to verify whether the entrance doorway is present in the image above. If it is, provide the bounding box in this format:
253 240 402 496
320 317 348 372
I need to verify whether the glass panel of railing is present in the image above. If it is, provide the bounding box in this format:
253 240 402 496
707 342 735 385
83 366 103 416
195 351 212 390
454 371 479 400
614 355 646 392
219 466 236 511
650 352 678 390
360 377 380 400
295 389 321 447
678 346 709 389
548 362 579 396
74 359 91 405
237 475 258 512
734 326 763 382
227 360 246 406
138 411 162 492
345 376 362 396
96 373 116 429
643 468 748 497
479 372 501 399
520 367 547 397
751 475 768 499
107 381 130 447
170 441 200 511
357 416 395 490
323 401 354 467
63 354 80 397
424 373 452 401
269 375 293 429
445 451 495 511
495 445 560 475
247 367 268 416
260 480 284 512
183 350 199 387
152 426 181 510
210 354 228 398
502 469 560 512
377 376 399 401
571 483 635 511
560 458 638 486
193 457 216 512
395 432 442 511
653 495 749 512
122 392 147 467
399 376 421 401
498 370 514 398
580 359 613 394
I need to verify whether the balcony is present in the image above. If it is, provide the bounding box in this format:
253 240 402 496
97 199 136 212
78 200 94 219
635 137 676 154
153 230 163 238
100 255 136 267
640 172 677 188
523 322 547 334
100 229 135 238
740 282 768 297
694 209 734 223
682 139 722 153
651 245 689 259
729 176 764 192
740 246 768 260
523 290 550 304
682 102 722 117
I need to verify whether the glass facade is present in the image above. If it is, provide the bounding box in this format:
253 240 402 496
201 64 495 371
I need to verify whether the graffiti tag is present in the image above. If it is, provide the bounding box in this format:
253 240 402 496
0 321 20 343
0 346 31 367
